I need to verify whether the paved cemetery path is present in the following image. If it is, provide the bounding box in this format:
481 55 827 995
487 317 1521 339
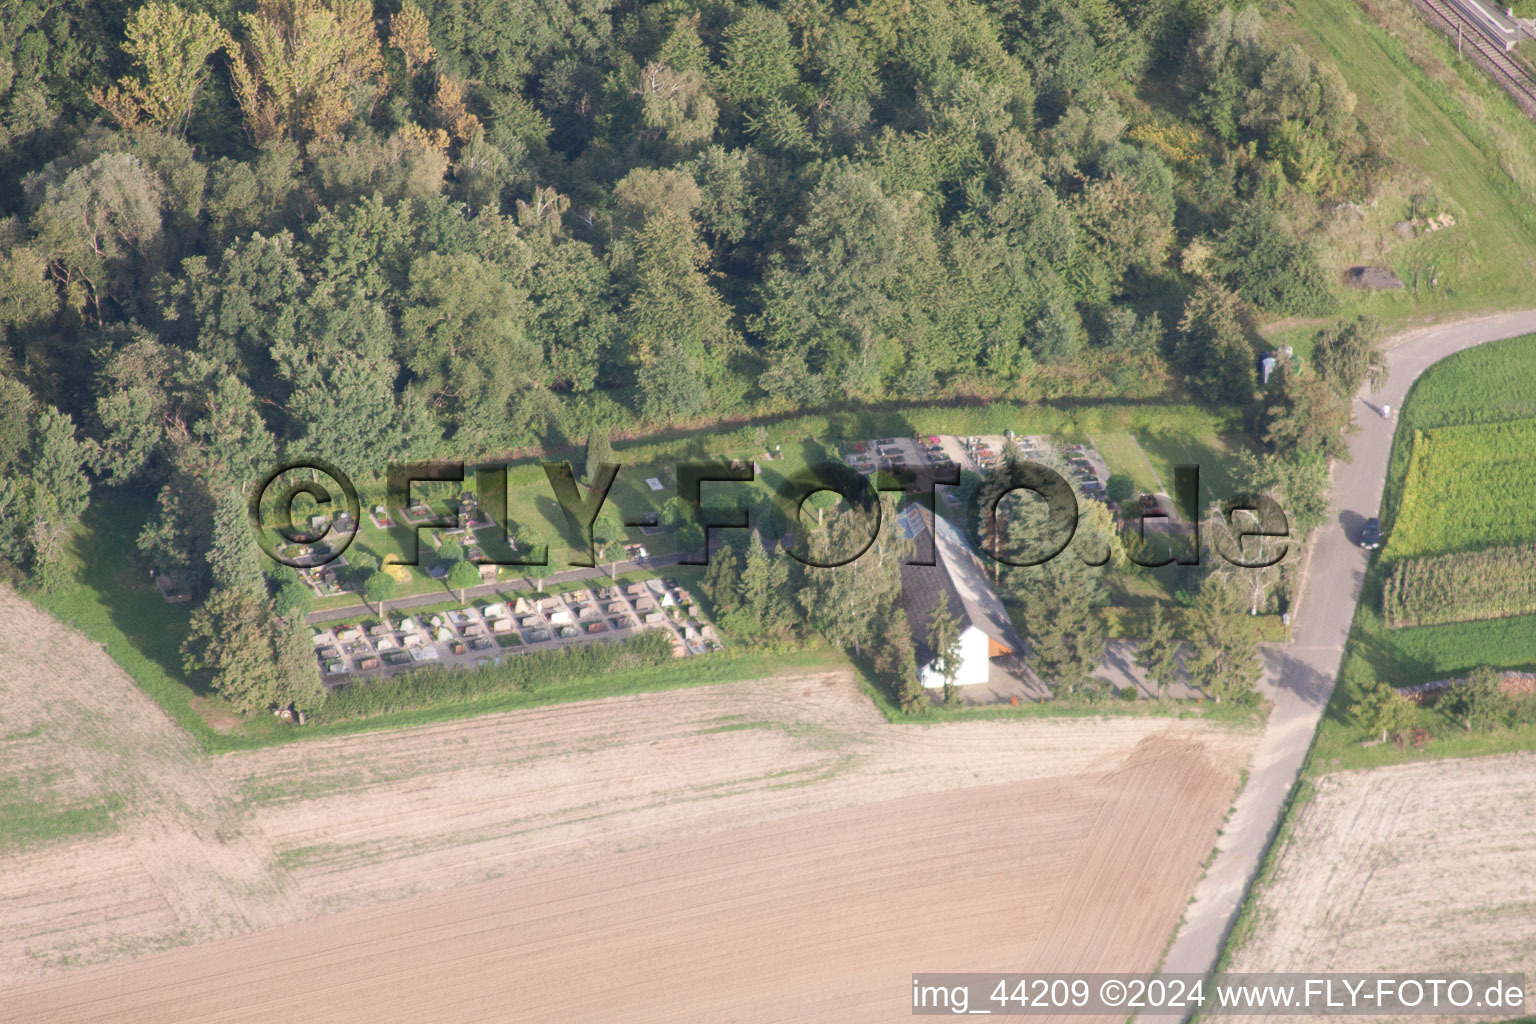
1144 309 1536 1017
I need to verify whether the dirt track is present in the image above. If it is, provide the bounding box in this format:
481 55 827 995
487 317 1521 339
0 585 1255 1020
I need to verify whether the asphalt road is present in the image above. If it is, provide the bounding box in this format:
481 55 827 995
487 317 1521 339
1146 309 1536 1010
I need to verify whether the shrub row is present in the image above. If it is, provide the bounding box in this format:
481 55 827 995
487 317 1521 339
1383 544 1536 628
312 628 676 722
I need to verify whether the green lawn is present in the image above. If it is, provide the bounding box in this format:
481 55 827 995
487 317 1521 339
1135 431 1246 505
1089 432 1163 494
1278 0 1536 320
27 397 1256 753
311 413 1248 614
33 494 222 747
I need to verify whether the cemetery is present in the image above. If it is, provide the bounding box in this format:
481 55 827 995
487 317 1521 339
313 575 721 685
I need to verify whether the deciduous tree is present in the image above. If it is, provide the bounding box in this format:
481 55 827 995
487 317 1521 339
363 569 395 616
93 4 231 135
388 1 435 76
29 152 165 321
229 0 386 147
447 556 479 602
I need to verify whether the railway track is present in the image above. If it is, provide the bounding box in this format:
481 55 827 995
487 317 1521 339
1419 0 1536 107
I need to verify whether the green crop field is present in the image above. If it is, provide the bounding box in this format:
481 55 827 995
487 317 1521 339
1309 335 1536 772
1385 418 1536 558
1384 544 1536 628
1391 335 1536 431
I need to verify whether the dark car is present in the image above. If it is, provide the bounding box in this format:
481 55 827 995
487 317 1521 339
1359 517 1381 550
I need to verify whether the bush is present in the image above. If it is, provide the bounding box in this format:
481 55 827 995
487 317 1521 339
1213 198 1336 315
436 540 466 568
273 580 314 618
1445 665 1516 732
313 628 677 722
1105 473 1137 507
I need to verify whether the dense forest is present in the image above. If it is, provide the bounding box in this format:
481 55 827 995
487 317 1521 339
0 0 1385 709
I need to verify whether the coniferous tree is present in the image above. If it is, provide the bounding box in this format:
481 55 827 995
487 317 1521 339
1349 677 1415 742
1176 280 1257 405
1136 604 1182 699
182 586 322 713
583 428 613 484
26 406 92 591
207 487 263 594
871 605 929 714
740 530 790 631
1312 317 1386 399
798 510 906 655
927 600 963 705
1257 359 1351 461
1184 576 1262 702
999 494 1114 697
701 538 743 618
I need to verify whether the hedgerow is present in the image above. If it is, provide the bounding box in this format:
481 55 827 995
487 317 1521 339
313 628 676 722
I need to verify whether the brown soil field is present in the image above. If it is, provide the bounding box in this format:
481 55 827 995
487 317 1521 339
1227 753 1536 1022
0 586 1257 1020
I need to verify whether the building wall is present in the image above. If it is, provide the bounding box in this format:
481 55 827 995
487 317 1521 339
919 625 991 688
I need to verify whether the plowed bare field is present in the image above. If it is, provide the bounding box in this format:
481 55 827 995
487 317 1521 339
0 586 1257 1021
1227 754 1536 1021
